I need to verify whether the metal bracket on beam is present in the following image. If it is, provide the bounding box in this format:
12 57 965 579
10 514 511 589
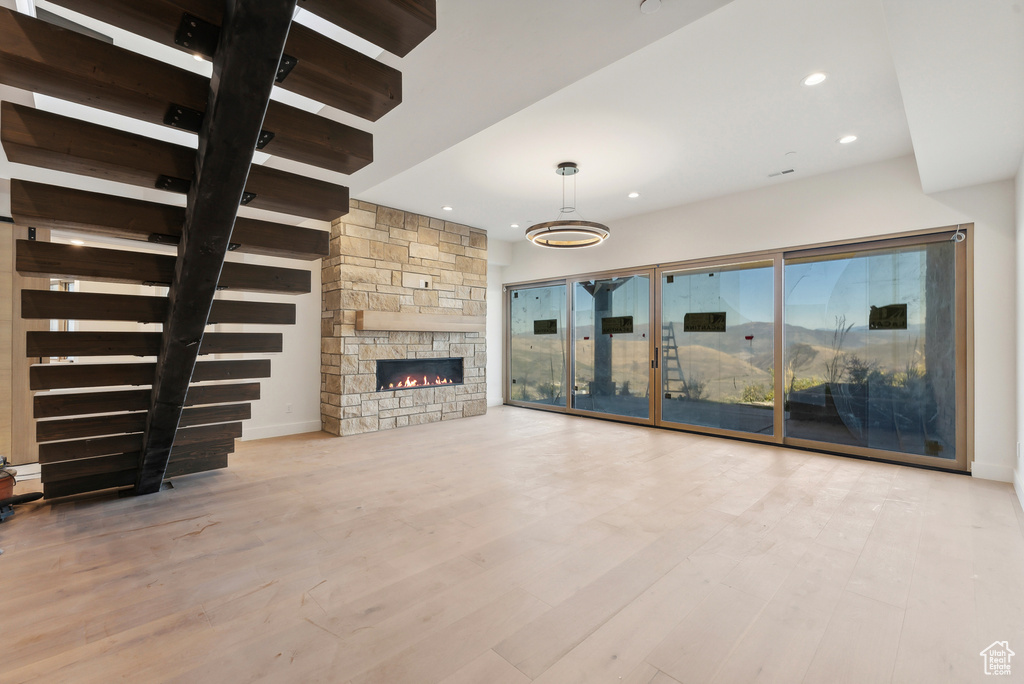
148 233 180 246
256 130 276 149
175 13 219 58
275 54 298 83
240 192 257 205
164 104 205 133
156 175 192 194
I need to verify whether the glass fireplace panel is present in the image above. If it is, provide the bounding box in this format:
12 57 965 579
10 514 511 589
376 357 463 391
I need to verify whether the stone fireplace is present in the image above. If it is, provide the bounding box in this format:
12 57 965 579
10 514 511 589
321 200 487 436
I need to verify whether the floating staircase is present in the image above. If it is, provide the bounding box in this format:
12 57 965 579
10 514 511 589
1 0 436 498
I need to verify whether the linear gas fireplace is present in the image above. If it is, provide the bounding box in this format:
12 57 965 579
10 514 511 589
321 201 487 435
376 357 464 392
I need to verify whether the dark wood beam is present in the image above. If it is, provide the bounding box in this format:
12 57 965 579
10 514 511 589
26 331 283 357
35 389 153 418
12 181 329 260
298 0 436 57
22 290 168 323
22 290 296 325
33 382 261 418
38 413 146 443
137 0 297 495
167 439 235 461
0 8 374 172
16 241 311 294
36 403 250 442
39 434 143 464
30 359 271 390
1 102 348 220
43 469 137 499
46 0 406 119
164 451 229 478
41 453 139 483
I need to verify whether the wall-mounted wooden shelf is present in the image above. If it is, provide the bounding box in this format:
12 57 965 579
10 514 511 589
355 311 485 334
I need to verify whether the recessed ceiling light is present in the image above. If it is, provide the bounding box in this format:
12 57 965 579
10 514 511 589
640 0 662 14
838 135 858 144
69 239 85 245
802 72 827 86
441 206 453 211
628 192 640 199
510 223 519 229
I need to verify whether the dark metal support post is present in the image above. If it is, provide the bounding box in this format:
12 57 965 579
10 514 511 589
136 0 297 494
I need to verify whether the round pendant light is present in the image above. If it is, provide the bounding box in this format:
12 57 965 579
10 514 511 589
525 162 611 249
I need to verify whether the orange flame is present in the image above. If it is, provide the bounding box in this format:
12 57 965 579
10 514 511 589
381 375 455 391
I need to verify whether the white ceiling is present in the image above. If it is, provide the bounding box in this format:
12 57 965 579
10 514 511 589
352 0 1024 243
3 0 1023 242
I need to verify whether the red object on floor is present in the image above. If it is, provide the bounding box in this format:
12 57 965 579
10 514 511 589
0 471 14 500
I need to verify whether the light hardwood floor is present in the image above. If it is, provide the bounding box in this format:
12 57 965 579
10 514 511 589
3 406 1024 683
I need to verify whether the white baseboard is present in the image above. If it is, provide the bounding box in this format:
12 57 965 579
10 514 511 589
971 461 1015 483
241 420 323 441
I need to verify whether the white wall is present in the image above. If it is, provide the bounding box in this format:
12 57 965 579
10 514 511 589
501 155 1017 482
234 252 323 440
1015 153 1024 507
486 239 512 407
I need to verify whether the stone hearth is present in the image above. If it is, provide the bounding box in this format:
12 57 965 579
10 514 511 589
321 200 487 436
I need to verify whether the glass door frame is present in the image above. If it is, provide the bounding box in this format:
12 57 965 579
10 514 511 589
503 224 972 472
504 278 571 413
566 267 657 426
779 230 971 471
654 255 786 445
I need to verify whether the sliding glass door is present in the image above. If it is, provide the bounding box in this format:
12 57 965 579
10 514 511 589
571 272 654 422
505 227 969 470
660 261 776 436
783 236 963 464
508 283 568 408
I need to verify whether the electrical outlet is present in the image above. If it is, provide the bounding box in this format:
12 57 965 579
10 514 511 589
401 272 431 289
